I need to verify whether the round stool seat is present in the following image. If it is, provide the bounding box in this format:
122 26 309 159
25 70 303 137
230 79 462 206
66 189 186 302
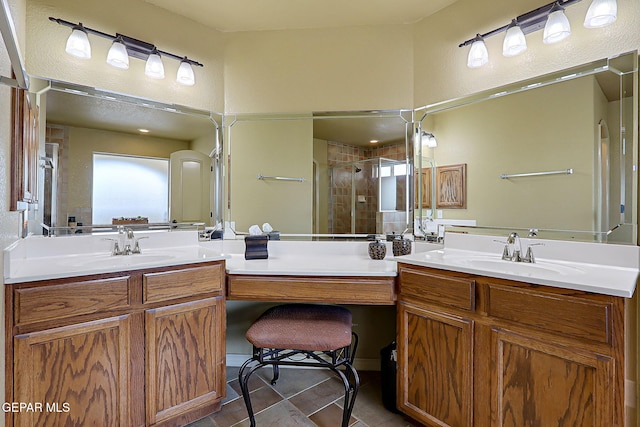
246 304 353 351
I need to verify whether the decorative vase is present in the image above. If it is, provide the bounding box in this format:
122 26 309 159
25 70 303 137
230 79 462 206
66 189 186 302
368 241 386 260
392 238 412 257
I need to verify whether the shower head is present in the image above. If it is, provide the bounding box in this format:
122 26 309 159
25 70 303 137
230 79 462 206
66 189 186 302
354 166 362 173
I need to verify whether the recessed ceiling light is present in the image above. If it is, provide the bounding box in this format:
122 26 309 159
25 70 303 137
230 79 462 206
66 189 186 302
370 140 379 144
138 128 150 133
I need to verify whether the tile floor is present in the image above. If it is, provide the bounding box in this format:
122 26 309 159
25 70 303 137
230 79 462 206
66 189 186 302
186 367 418 427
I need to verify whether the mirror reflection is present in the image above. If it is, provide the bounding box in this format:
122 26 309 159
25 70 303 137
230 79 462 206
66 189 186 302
416 52 638 244
225 111 412 236
39 80 222 232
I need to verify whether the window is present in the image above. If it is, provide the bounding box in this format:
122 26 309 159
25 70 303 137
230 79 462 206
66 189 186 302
92 153 169 224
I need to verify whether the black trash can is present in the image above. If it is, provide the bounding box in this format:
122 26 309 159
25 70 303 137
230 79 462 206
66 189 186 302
380 341 400 413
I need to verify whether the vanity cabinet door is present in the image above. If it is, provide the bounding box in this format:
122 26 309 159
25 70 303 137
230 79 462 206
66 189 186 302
145 296 226 425
490 327 615 427
397 300 474 427
13 315 132 427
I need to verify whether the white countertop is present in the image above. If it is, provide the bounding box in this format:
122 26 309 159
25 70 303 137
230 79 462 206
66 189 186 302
4 231 639 298
4 231 228 284
3 233 408 283
395 233 640 298
217 240 400 277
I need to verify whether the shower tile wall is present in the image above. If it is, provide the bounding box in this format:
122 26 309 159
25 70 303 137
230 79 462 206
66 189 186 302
328 141 406 234
46 125 71 229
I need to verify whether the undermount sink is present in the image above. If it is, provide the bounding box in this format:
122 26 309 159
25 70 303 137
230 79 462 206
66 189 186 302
456 257 585 276
420 250 585 277
60 253 176 269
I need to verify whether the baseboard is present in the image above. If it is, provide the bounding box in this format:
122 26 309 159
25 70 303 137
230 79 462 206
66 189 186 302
226 353 380 372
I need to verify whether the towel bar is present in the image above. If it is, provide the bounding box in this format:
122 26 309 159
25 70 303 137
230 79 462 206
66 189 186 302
500 168 573 179
258 174 306 182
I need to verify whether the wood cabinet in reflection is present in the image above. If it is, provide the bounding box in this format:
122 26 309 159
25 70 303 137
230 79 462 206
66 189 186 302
11 87 39 208
414 168 431 209
435 164 466 209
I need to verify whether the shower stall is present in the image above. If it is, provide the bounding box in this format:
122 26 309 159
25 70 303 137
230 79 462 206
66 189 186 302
329 157 407 235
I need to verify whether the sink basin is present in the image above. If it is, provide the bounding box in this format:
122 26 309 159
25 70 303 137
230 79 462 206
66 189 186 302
420 250 585 277
454 257 585 276
61 253 176 269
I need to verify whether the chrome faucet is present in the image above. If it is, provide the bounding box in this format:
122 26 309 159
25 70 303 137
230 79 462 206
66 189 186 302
105 227 146 255
122 227 135 255
503 232 522 262
499 231 542 263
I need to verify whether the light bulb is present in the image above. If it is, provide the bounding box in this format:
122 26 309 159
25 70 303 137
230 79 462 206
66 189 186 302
543 4 571 44
176 59 195 86
503 21 527 57
467 36 489 69
584 0 617 28
145 51 165 79
65 26 91 59
106 39 129 69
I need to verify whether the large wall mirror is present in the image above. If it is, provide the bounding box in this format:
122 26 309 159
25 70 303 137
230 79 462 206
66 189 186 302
415 51 638 244
225 110 413 237
35 79 223 232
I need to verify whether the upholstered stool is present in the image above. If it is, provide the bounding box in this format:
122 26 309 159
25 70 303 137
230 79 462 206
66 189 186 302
238 304 360 427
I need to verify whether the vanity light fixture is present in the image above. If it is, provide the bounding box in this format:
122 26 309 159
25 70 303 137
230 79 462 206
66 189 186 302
419 131 438 148
65 23 91 59
106 36 129 69
176 58 196 86
50 17 203 85
502 20 527 56
145 48 165 79
467 35 489 68
543 2 571 44
584 0 617 28
460 0 618 68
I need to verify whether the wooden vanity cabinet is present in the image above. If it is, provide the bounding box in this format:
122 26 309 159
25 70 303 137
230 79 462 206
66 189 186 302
5 261 226 427
397 262 632 427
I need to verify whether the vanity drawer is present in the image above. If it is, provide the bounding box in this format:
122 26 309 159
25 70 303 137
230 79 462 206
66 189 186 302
227 274 396 305
398 264 476 311
143 263 224 303
14 276 131 326
485 281 612 345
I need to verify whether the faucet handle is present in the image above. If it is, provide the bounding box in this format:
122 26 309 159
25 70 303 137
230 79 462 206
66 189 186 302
523 243 544 263
524 247 535 263
132 236 148 254
501 245 511 260
102 238 121 256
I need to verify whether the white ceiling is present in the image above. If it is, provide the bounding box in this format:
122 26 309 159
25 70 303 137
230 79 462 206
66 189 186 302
141 0 459 32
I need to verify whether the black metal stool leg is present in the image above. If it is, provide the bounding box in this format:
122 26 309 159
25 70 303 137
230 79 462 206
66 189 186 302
271 364 280 385
238 358 267 427
342 362 360 426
